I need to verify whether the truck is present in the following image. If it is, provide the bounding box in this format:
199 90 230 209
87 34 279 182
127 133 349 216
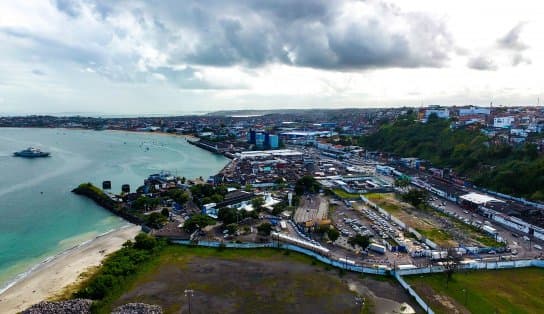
482 225 497 235
368 243 386 254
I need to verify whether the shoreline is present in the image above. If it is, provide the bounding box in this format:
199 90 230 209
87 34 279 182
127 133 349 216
0 224 141 314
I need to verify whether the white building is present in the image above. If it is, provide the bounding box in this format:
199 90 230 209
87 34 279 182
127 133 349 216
493 116 515 128
459 106 491 116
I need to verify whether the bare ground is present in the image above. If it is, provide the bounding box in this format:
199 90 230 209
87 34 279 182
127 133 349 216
114 253 420 314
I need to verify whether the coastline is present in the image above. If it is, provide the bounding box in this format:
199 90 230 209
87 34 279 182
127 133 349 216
0 224 141 314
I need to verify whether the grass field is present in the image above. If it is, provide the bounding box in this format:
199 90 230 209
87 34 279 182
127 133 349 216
89 245 417 314
332 188 361 200
364 193 403 213
406 268 544 314
364 193 456 247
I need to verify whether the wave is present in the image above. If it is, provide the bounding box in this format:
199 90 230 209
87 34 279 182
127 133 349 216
0 224 132 296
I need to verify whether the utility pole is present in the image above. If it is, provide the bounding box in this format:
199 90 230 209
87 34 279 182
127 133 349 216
184 289 194 314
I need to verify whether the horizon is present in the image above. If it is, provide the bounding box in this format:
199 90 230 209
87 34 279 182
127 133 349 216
1 103 541 119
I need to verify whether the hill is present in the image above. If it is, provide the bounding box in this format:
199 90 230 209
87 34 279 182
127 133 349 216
359 114 544 201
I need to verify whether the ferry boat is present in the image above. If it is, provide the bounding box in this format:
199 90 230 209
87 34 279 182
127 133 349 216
13 147 51 158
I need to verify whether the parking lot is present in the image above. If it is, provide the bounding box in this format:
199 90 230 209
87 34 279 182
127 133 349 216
430 197 544 259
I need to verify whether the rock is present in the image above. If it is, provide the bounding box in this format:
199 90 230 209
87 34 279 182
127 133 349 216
22 298 93 314
111 303 163 314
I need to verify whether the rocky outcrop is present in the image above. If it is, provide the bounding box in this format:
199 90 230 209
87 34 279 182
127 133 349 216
22 299 93 314
111 303 163 314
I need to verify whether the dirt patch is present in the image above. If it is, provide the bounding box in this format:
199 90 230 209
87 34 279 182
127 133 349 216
115 254 420 314
410 282 468 314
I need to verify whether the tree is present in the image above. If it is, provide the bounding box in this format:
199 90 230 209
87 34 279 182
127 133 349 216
218 207 239 225
183 214 215 233
295 175 320 195
348 234 370 249
257 222 272 236
394 176 411 190
252 197 265 211
444 247 462 287
401 189 429 208
161 208 169 217
134 233 158 250
145 212 167 229
226 223 238 234
167 189 189 204
327 228 340 242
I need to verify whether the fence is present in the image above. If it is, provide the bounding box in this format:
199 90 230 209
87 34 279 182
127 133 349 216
170 239 389 275
395 273 435 314
171 239 544 314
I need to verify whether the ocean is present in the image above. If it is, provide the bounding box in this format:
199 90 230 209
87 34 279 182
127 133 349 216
0 128 228 291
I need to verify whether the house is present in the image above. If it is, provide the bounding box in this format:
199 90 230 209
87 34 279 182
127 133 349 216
493 116 515 128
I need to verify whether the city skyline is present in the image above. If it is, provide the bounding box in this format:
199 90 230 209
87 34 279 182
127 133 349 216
1 0 543 115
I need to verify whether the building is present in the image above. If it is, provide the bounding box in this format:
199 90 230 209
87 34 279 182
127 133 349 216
279 130 333 145
458 106 491 116
268 134 279 149
247 130 279 149
493 116 515 128
420 107 450 122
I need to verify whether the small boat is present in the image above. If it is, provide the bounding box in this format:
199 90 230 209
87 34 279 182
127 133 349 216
13 147 51 158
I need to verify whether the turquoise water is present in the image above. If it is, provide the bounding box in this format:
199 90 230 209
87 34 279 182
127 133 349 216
0 128 228 290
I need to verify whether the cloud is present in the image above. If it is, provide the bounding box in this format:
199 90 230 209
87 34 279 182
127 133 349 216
497 22 528 51
32 69 46 76
511 53 531 66
1 0 455 85
467 55 497 71
165 0 454 70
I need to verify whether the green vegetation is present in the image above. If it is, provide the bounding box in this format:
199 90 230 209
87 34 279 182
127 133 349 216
74 233 166 312
401 189 429 209
415 228 452 244
294 175 321 195
144 212 167 229
348 234 370 249
364 193 402 213
327 228 340 242
166 188 189 205
190 184 228 206
331 188 360 200
251 196 265 211
257 222 272 236
182 214 216 233
131 195 160 211
217 207 256 224
406 268 544 314
360 114 544 200
72 183 116 209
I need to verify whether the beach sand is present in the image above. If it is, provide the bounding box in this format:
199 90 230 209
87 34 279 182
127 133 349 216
0 225 141 314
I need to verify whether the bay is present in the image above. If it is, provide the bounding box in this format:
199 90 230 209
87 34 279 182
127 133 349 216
0 128 228 290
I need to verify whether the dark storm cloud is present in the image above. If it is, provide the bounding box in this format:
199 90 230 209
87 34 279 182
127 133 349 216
498 22 528 51
467 55 497 71
5 0 455 90
124 0 454 70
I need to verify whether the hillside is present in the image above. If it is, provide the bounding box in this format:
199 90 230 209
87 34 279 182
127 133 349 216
359 114 544 201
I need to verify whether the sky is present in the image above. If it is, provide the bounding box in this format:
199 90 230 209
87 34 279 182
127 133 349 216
0 0 543 115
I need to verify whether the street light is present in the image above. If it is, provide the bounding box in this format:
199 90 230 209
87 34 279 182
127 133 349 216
184 289 194 314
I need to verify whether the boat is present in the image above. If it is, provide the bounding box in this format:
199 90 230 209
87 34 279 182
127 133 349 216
13 147 51 158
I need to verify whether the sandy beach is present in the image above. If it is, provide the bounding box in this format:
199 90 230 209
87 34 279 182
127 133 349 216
0 225 141 314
